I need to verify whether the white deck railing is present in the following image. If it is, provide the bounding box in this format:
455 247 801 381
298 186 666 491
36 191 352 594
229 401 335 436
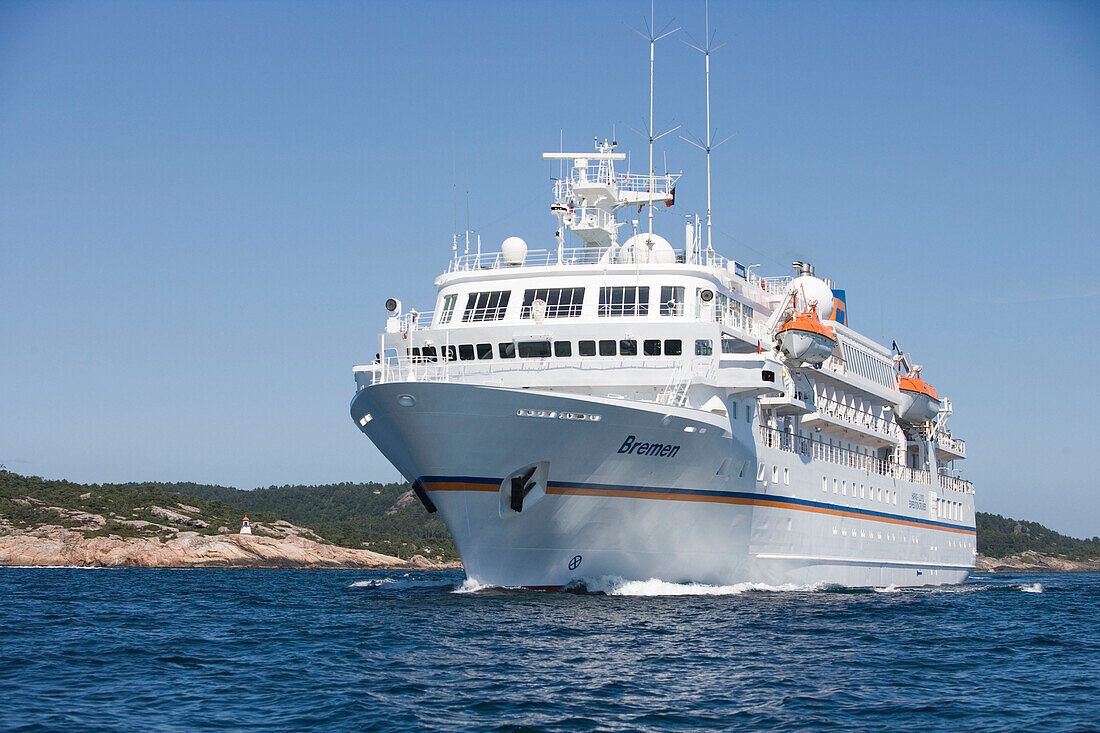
759 426 973 494
938 432 967 457
366 354 686 387
444 246 791 297
814 395 900 439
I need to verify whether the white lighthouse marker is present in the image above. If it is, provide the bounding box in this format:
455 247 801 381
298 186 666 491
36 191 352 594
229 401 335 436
239 516 252 535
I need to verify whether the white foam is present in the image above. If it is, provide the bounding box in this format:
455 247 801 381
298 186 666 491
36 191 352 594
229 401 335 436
452 578 495 594
874 584 901 593
1019 583 1044 593
589 576 825 596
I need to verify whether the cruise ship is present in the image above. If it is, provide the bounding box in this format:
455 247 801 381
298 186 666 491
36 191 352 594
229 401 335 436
349 135 975 588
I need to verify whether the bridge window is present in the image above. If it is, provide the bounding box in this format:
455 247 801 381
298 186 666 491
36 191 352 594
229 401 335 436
438 293 457 325
476 343 493 360
518 340 551 358
578 340 596 356
498 342 516 359
598 339 617 356
458 344 475 361
619 339 637 356
643 339 661 356
660 286 684 316
443 345 457 361
664 339 682 356
554 340 572 357
521 287 585 318
463 290 511 322
695 339 713 356
598 286 649 317
422 346 437 362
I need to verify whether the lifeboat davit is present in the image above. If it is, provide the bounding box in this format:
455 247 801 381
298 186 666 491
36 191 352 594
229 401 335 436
776 308 837 366
896 370 941 422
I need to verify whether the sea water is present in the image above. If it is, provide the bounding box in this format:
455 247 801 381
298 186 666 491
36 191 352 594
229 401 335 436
1 569 1098 731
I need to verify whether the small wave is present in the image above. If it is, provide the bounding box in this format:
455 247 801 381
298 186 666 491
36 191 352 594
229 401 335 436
349 578 396 588
349 574 454 591
1019 583 1044 593
874 585 901 593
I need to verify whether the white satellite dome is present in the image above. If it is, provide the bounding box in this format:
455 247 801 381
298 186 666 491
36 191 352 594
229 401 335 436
501 236 528 266
787 275 835 315
618 233 675 264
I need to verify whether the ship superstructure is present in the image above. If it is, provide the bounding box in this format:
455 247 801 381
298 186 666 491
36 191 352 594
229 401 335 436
350 141 975 589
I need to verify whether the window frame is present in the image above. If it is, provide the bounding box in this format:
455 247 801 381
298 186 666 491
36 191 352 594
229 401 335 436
438 293 458 325
597 286 650 317
462 290 511 322
520 287 585 319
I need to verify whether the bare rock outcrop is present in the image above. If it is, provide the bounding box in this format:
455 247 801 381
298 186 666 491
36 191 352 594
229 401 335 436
975 552 1100 573
149 505 208 528
0 524 456 569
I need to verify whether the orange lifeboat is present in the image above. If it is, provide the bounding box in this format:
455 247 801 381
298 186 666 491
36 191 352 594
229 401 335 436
776 306 837 366
896 368 941 422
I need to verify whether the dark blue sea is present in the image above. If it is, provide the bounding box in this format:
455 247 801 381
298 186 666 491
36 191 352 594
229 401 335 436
2 569 1098 732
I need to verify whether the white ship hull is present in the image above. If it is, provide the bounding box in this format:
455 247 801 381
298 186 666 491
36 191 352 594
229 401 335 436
352 382 975 589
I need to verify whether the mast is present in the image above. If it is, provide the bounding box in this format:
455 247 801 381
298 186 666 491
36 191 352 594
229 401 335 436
647 2 655 239
703 2 712 253
636 0 678 242
683 0 728 257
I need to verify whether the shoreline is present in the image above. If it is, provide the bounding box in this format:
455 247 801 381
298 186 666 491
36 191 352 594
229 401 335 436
0 525 460 571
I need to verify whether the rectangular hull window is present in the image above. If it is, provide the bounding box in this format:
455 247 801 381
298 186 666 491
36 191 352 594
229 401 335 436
518 340 551 358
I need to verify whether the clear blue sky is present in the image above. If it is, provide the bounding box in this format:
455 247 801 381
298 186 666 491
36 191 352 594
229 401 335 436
2 1 1097 537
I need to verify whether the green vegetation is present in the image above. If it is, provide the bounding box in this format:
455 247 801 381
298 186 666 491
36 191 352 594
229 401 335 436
975 512 1100 561
0 471 272 539
0 471 456 561
151 480 457 561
